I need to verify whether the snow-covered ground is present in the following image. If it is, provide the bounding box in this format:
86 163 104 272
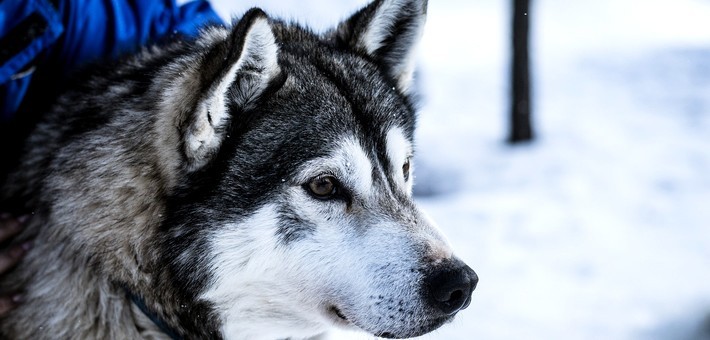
211 0 710 339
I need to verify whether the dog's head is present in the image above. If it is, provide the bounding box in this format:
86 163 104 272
156 0 477 338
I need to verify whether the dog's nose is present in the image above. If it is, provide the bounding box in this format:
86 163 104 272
425 261 478 315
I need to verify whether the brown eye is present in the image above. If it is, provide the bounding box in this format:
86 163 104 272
308 176 337 198
403 159 411 181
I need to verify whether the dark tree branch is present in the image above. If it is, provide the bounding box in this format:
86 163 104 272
509 0 534 143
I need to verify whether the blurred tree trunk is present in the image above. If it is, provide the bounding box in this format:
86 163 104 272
509 0 533 143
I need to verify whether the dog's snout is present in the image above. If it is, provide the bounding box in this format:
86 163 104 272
425 262 478 315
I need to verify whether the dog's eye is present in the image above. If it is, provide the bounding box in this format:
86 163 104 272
403 159 410 181
307 176 338 199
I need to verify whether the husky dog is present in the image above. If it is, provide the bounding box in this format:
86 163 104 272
0 0 477 338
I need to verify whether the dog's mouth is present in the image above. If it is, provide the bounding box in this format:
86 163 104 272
327 304 454 338
375 315 452 339
328 305 349 323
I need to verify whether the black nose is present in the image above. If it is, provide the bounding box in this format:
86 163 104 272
425 261 478 315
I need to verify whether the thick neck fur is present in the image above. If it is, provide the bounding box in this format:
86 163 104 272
0 35 223 339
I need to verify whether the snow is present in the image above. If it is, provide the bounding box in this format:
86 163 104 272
211 0 710 339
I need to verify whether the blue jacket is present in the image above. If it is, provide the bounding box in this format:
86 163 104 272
0 0 223 121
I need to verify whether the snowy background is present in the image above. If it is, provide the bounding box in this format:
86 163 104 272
208 0 710 339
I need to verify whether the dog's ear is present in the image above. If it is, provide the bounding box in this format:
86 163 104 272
183 8 280 171
331 0 427 92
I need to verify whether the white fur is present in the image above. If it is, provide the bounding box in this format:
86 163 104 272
294 138 373 198
232 17 281 107
361 0 407 54
395 44 421 92
201 205 329 340
416 209 454 261
202 133 456 338
360 0 426 91
185 18 280 171
385 126 413 194
153 28 223 184
343 139 374 197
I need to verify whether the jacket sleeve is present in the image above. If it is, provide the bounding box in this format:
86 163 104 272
0 0 224 121
49 0 224 74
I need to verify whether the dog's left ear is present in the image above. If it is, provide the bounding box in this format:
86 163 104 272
330 0 427 92
182 8 280 172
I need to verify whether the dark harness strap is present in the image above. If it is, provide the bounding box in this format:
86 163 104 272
125 289 184 340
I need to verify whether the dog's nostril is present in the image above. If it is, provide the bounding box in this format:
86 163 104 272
425 263 477 315
432 286 467 315
448 289 463 304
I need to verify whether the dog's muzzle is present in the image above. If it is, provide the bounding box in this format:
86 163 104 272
423 259 478 315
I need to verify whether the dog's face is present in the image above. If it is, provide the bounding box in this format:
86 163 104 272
158 1 476 338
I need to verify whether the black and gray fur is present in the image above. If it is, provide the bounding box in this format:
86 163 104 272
0 1 477 339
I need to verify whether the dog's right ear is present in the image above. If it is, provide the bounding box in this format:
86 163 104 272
181 8 280 172
330 0 427 93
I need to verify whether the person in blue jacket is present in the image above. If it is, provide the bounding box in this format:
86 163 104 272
0 0 223 317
